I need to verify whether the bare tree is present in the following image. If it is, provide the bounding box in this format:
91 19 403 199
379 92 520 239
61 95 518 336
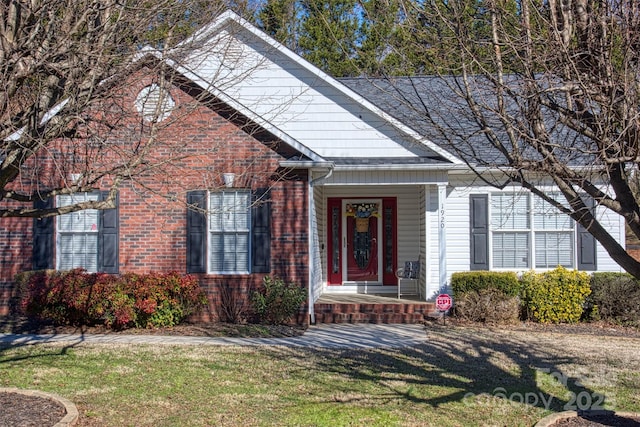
374 0 640 277
0 0 246 218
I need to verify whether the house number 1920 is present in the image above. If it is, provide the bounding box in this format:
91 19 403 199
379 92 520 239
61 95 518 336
440 203 445 229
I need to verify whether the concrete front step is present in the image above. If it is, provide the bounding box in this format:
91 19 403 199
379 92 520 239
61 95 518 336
313 302 436 324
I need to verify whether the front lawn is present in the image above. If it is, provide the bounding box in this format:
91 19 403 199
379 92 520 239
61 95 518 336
1 325 639 426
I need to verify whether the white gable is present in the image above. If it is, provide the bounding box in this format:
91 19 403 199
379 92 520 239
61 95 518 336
173 12 461 163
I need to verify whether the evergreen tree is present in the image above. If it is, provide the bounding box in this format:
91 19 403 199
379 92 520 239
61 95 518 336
356 0 403 76
257 0 301 52
298 0 360 77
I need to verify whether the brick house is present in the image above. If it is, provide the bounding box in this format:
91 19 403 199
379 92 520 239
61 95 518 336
0 11 627 324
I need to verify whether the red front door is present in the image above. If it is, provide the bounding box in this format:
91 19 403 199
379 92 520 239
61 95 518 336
327 198 397 285
346 208 379 282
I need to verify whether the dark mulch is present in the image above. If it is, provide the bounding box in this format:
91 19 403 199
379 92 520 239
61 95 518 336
0 392 66 427
552 412 640 426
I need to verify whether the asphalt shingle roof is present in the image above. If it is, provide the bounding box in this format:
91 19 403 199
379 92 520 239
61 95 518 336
340 76 592 168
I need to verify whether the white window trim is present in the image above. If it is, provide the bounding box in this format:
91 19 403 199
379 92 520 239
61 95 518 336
56 192 100 273
489 191 576 271
207 189 252 275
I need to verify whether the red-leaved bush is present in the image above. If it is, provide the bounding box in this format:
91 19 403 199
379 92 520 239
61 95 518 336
16 270 206 329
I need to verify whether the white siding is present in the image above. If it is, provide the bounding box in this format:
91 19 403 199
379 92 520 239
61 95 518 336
181 26 437 159
444 174 625 279
310 185 325 303
325 170 448 186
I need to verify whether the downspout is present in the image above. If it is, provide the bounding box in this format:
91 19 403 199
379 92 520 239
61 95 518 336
308 166 334 325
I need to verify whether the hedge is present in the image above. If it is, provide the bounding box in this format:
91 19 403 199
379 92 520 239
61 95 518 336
16 269 206 329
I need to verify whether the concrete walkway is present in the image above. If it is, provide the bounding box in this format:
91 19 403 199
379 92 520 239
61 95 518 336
0 323 428 349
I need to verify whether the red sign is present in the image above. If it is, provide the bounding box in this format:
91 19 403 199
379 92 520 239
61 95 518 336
436 294 452 311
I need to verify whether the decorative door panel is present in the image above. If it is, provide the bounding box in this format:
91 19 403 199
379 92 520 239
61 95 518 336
327 197 396 286
345 201 380 282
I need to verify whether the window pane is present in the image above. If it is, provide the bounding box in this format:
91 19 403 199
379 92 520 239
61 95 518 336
223 234 237 271
58 233 98 272
235 233 249 271
536 232 573 268
209 234 223 271
57 192 99 272
222 194 236 230
492 193 529 229
209 193 222 231
534 195 573 230
209 190 251 273
59 214 74 232
235 192 250 230
493 232 529 268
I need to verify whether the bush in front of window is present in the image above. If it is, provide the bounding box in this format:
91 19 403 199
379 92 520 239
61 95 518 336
16 270 206 329
521 267 591 323
251 276 306 325
454 288 521 324
216 283 251 324
451 271 521 297
585 273 640 326
451 271 521 323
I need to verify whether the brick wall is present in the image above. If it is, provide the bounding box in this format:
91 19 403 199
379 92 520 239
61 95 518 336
0 70 309 322
0 208 33 315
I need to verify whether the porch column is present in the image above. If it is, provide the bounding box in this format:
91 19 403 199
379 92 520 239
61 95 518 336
438 184 448 294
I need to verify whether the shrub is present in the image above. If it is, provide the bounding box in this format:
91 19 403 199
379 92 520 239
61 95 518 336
251 276 306 325
451 271 521 298
521 267 591 323
216 283 250 324
587 273 640 326
18 269 206 329
454 288 520 324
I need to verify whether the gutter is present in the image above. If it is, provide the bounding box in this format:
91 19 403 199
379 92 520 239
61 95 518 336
331 163 468 172
281 160 334 325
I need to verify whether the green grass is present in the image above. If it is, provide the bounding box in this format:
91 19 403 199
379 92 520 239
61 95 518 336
1 326 639 426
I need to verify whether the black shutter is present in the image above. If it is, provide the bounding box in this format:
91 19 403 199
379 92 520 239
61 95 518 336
578 199 597 271
33 198 54 270
251 188 271 273
470 194 489 270
186 191 207 273
99 191 119 273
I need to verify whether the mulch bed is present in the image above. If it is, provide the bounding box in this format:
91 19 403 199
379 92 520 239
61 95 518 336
0 392 66 427
552 412 640 426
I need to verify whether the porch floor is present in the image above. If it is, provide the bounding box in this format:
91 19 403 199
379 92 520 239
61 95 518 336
313 294 436 324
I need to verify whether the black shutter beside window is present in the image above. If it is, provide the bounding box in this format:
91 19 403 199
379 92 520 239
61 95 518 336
470 194 489 270
99 191 119 274
577 199 597 271
251 188 271 273
186 191 207 273
33 198 54 270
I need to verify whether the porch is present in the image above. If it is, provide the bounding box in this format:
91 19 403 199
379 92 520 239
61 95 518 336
313 293 436 324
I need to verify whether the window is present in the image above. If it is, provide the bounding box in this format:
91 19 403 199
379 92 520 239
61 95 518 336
491 193 529 268
209 190 251 273
533 194 574 268
57 193 100 272
490 192 575 269
186 189 271 275
135 84 175 122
